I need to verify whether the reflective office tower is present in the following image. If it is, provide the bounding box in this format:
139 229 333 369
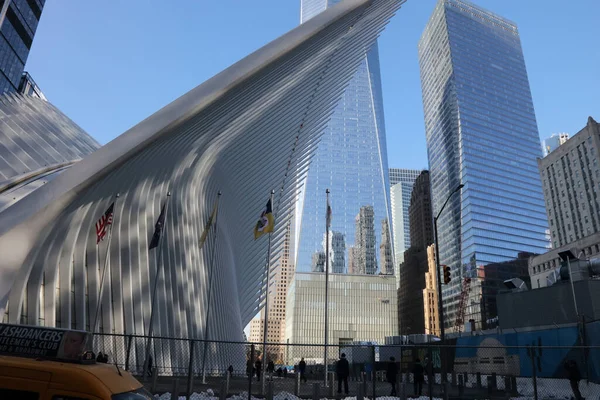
311 251 326 272
296 0 393 275
419 0 549 331
380 219 394 275
0 0 45 94
542 133 569 157
322 231 346 274
390 169 421 286
354 205 377 274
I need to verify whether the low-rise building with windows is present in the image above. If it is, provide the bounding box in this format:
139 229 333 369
285 272 397 363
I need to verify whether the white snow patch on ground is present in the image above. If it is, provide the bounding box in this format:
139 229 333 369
154 393 442 400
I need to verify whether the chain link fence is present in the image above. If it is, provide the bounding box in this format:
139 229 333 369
92 333 600 399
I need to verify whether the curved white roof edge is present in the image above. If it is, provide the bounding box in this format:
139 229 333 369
0 0 368 237
0 0 404 341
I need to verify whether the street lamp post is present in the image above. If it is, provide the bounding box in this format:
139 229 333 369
433 183 464 342
557 248 584 320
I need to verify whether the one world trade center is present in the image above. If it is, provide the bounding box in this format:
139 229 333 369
295 0 394 275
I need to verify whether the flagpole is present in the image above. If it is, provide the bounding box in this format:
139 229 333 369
92 193 119 334
324 188 330 388
262 190 275 395
143 191 171 379
201 191 222 384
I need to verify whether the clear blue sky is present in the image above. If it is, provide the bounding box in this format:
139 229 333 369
27 0 599 171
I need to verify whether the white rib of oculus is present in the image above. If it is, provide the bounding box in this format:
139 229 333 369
0 0 404 345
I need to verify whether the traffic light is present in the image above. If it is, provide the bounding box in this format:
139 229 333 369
443 265 451 284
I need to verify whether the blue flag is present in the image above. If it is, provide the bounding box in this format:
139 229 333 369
149 203 166 250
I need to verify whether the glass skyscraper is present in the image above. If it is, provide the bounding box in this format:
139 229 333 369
390 168 421 280
0 0 45 94
542 132 569 156
419 0 549 330
296 0 392 274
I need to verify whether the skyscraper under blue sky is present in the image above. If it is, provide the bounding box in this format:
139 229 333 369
0 0 45 94
296 0 392 274
419 0 550 330
390 168 421 287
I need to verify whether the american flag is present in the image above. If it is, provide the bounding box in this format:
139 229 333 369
96 202 115 244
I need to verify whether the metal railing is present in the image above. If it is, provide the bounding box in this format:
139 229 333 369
92 333 600 400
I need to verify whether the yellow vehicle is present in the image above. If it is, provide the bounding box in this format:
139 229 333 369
0 323 152 399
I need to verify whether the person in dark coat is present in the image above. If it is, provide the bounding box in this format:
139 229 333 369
412 358 425 397
228 365 234 376
147 355 153 377
255 358 262 381
246 359 253 378
298 358 307 383
267 360 275 380
96 352 104 363
564 359 583 400
336 353 350 395
283 367 288 378
386 356 398 396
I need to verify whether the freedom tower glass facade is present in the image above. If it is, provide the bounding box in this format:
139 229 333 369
419 0 549 330
296 0 393 274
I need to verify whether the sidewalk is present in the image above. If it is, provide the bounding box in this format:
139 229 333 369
142 375 518 399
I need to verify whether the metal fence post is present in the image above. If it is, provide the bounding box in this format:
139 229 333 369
186 340 195 400
220 378 227 400
427 346 434 399
171 378 180 400
151 366 158 394
248 344 255 400
371 345 376 400
226 370 230 395
267 380 274 400
125 334 133 371
529 346 539 400
312 383 320 400
357 383 364 400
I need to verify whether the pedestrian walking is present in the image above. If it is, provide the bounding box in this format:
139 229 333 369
228 365 234 376
412 358 425 397
336 353 350 395
246 358 253 379
255 358 262 381
386 356 398 396
564 359 583 400
299 358 307 383
267 359 275 381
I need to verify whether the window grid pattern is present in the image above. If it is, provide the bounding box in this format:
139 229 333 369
297 0 393 275
418 0 549 331
0 0 45 94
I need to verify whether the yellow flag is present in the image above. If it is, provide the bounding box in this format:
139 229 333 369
254 198 274 240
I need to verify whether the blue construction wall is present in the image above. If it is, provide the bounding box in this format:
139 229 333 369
447 321 600 381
